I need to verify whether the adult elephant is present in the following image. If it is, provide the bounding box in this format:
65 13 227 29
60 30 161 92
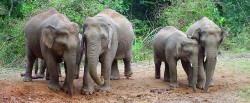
186 17 227 92
81 9 134 95
21 34 85 79
154 26 199 92
23 8 80 96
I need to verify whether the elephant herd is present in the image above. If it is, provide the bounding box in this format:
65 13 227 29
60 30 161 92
22 8 227 96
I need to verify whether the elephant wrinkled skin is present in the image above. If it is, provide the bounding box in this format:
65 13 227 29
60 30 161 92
81 9 134 95
154 26 199 92
23 8 80 96
186 17 227 92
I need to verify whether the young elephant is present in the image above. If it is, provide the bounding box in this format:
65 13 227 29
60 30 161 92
186 17 227 92
82 9 134 95
23 8 80 96
154 26 199 92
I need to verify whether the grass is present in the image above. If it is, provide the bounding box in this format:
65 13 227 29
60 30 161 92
239 86 250 101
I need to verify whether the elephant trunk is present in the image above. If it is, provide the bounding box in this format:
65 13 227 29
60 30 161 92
63 50 77 96
191 57 198 92
204 48 217 92
86 43 104 86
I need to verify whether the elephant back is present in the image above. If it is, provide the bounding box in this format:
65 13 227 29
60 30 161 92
24 8 59 35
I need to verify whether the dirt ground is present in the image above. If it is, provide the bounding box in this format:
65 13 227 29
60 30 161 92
0 52 250 103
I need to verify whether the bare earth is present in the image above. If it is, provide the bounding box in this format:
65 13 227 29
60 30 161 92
0 52 250 103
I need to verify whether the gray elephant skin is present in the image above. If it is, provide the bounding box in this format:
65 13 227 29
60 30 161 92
23 8 80 96
186 17 227 92
82 9 134 94
154 26 199 92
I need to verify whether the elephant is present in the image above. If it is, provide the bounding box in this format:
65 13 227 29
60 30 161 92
21 34 85 79
23 8 80 96
154 26 199 92
81 9 134 95
186 17 227 92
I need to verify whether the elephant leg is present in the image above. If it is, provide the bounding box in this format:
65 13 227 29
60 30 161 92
23 51 36 82
110 60 120 80
45 69 50 80
37 60 46 78
32 59 39 79
75 46 84 79
81 57 94 95
46 58 60 91
181 60 192 86
124 51 133 79
154 57 162 79
62 62 68 92
197 52 206 89
164 62 170 82
168 59 178 88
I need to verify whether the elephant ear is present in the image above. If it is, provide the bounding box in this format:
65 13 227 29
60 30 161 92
176 40 183 56
188 28 201 42
42 25 55 48
220 29 228 44
106 23 113 49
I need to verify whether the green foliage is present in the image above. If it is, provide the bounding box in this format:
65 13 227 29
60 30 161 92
159 0 222 31
0 18 26 66
132 36 152 62
219 0 250 51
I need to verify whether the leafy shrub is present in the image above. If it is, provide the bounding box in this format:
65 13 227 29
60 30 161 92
132 36 153 62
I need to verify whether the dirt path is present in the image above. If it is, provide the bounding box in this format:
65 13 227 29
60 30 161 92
0 52 250 102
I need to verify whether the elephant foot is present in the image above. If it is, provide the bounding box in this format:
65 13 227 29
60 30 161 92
48 83 60 91
155 75 160 79
23 76 32 82
210 82 214 87
37 74 45 78
164 77 170 82
32 74 44 79
61 82 74 96
124 71 133 79
169 82 179 88
197 81 205 89
20 73 25 77
99 86 111 93
81 86 94 95
192 84 197 92
110 74 120 80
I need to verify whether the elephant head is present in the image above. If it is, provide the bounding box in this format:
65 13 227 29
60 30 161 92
41 22 80 50
177 35 199 92
83 16 116 85
188 23 228 92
